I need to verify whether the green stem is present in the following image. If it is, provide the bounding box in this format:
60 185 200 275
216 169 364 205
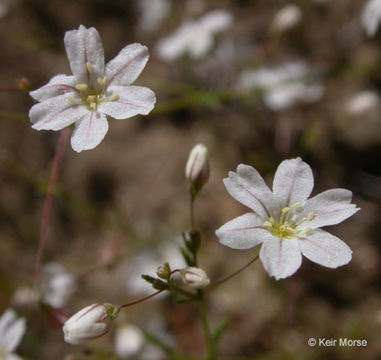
190 195 195 231
199 292 216 360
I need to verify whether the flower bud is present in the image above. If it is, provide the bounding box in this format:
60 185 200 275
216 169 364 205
181 267 210 289
185 144 210 196
63 303 120 345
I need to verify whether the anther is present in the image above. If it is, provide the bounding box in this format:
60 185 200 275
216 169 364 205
108 92 119 101
307 212 315 221
304 228 313 235
75 83 88 91
86 62 93 73
97 77 107 86
68 97 80 105
292 202 301 209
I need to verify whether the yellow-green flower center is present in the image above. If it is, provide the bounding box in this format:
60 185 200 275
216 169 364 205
68 62 119 111
263 203 314 239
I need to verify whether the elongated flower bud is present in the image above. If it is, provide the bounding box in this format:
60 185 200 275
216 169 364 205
181 267 210 289
185 144 210 197
63 303 120 345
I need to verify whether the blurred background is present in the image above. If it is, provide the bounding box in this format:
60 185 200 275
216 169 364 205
0 0 380 359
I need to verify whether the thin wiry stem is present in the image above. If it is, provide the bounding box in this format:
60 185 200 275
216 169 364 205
34 129 70 280
209 254 259 290
121 290 163 308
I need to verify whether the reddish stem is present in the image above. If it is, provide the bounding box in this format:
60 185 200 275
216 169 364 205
209 254 259 290
121 290 163 308
34 129 70 280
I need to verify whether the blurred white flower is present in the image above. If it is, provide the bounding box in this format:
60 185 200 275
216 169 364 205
338 90 381 147
29 25 156 152
345 90 379 115
216 158 359 280
138 0 171 32
181 267 210 289
0 2 8 18
237 61 324 111
270 4 302 33
156 9 233 61
362 0 381 36
125 241 186 296
115 324 144 358
63 303 119 345
0 308 26 360
41 262 77 309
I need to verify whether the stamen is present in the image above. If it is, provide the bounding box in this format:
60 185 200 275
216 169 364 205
75 83 88 91
307 212 315 221
68 97 81 105
97 76 107 86
108 92 119 101
292 202 301 209
304 228 313 235
86 62 93 73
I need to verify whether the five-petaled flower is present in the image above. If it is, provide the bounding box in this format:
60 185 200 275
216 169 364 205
216 158 360 280
29 25 156 152
0 308 26 360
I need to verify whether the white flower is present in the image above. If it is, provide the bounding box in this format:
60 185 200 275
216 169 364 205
185 144 210 188
215 158 360 280
29 25 156 152
181 267 210 289
63 303 119 345
115 324 144 359
237 61 324 111
41 262 77 309
0 309 26 360
362 0 381 36
156 9 233 61
270 4 302 33
345 90 379 115
138 0 171 32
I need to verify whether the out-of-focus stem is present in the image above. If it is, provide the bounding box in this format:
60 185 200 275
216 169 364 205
209 254 259 290
199 292 216 360
34 129 70 280
190 196 195 231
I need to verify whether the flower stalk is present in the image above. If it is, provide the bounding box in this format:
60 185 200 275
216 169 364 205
34 128 70 280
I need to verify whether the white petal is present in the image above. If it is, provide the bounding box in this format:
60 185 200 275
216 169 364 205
3 317 25 352
223 164 275 220
29 74 77 101
272 157 314 208
98 86 155 120
259 237 302 280
29 94 87 131
300 189 360 229
105 43 149 87
362 0 381 36
0 309 16 342
64 25 105 83
70 112 109 152
199 9 233 33
299 229 352 268
216 212 266 249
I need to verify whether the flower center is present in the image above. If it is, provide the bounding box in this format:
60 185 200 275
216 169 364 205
263 203 314 239
68 62 119 111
